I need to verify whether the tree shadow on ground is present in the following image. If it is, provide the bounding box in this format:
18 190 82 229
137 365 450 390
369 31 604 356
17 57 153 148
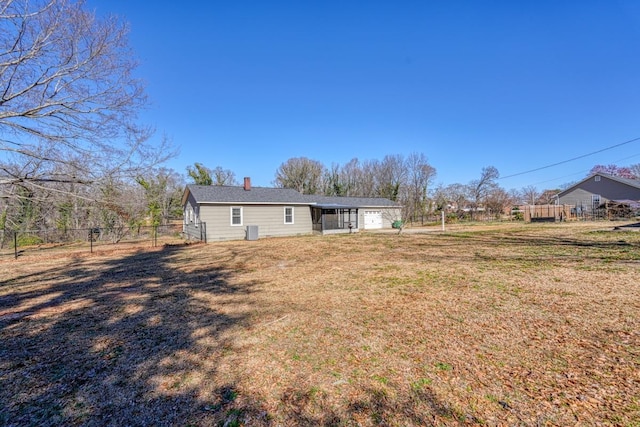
0 244 268 426
404 231 640 265
275 383 482 426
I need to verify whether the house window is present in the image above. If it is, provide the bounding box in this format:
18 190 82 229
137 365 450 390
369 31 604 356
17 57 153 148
284 206 294 224
595 176 601 182
592 194 601 208
231 207 243 226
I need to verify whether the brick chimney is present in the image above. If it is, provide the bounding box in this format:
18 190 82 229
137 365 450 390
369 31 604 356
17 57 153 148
243 177 251 191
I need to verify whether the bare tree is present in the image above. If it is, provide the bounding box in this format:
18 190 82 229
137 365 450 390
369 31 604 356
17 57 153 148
520 185 539 205
339 158 362 196
442 183 469 218
538 189 561 204
0 0 170 199
274 157 325 194
322 163 346 196
484 187 513 219
375 155 406 201
404 152 436 224
467 166 499 219
212 166 238 186
357 159 378 197
589 164 636 179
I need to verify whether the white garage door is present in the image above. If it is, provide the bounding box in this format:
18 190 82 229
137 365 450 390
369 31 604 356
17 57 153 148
363 210 383 229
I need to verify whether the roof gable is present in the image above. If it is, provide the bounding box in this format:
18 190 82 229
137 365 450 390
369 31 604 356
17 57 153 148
557 173 640 198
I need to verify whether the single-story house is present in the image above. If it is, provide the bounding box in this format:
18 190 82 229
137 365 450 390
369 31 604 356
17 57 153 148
182 178 402 241
555 173 640 216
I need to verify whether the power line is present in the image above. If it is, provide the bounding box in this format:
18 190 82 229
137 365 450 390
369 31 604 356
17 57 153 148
527 153 640 188
500 136 640 180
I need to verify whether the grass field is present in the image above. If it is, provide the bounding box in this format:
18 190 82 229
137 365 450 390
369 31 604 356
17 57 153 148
1 222 639 426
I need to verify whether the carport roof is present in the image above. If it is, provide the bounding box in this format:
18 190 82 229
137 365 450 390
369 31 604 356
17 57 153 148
313 203 361 209
304 195 400 208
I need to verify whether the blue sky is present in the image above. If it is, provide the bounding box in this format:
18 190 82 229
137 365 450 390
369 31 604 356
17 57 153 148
90 0 640 191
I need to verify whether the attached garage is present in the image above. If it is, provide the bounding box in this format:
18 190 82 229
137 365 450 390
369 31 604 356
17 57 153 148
363 210 383 229
305 196 401 233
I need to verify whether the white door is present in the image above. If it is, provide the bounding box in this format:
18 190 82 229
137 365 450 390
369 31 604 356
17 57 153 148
364 210 383 229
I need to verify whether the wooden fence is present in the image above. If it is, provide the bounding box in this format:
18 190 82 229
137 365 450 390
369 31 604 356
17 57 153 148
515 205 574 222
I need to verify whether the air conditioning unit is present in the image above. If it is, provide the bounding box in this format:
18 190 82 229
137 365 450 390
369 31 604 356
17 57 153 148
246 225 259 241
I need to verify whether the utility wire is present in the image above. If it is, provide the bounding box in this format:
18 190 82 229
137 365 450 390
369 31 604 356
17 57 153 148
500 136 640 180
528 152 640 187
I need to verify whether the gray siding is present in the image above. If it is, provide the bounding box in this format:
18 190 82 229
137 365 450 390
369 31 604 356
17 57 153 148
183 193 203 239
558 175 640 206
558 188 603 207
199 204 313 241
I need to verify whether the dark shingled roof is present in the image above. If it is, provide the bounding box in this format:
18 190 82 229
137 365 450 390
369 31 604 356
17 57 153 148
186 185 312 204
185 185 400 208
303 194 400 208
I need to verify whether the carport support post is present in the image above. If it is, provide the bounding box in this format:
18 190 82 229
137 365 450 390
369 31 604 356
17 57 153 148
441 211 445 231
89 229 93 253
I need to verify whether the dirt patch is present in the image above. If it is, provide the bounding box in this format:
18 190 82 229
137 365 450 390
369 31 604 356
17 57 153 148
1 222 639 425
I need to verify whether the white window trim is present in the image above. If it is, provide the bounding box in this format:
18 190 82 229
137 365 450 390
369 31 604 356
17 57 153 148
595 176 601 182
230 206 243 226
284 206 294 224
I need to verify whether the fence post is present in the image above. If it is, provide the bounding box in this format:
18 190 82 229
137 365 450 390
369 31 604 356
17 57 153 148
14 231 18 259
153 225 158 247
89 228 93 253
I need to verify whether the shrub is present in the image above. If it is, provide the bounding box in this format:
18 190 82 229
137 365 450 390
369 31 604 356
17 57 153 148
15 234 43 247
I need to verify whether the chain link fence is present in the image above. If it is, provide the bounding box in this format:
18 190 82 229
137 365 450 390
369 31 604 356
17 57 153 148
1 223 187 259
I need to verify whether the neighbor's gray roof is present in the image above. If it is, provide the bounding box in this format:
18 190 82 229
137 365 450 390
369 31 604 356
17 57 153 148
608 174 640 188
185 185 312 205
304 195 400 208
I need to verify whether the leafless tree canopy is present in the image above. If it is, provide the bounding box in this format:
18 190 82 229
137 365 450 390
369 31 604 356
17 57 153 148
588 164 637 180
274 157 325 194
212 166 238 186
0 0 166 193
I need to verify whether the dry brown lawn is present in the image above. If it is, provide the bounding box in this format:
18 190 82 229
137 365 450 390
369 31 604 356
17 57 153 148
1 222 639 426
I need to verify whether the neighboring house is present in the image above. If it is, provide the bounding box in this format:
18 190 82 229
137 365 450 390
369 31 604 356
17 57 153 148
555 173 640 215
182 178 401 241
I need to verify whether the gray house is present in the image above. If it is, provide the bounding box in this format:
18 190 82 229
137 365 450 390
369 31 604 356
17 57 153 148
182 178 401 241
555 173 640 216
